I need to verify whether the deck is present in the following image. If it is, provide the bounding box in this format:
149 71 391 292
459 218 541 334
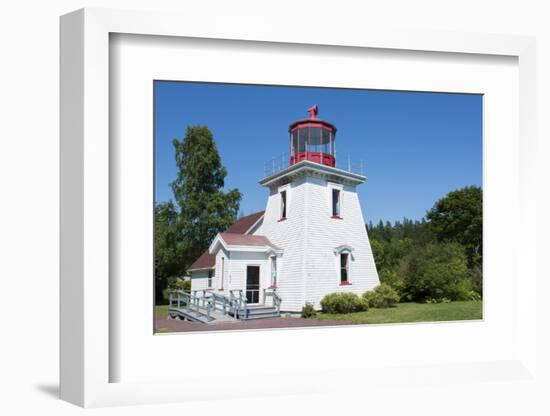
167 289 282 324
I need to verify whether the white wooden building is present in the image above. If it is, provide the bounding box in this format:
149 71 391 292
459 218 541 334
189 106 379 312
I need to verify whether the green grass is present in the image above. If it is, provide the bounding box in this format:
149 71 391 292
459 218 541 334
154 305 169 317
316 301 482 324
154 301 482 327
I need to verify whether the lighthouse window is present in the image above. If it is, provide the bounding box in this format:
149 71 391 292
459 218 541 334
332 189 341 217
322 129 331 154
340 253 349 283
307 127 322 153
291 130 298 157
280 190 287 219
298 128 307 153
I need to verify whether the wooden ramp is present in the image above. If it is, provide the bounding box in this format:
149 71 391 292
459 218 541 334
168 307 215 324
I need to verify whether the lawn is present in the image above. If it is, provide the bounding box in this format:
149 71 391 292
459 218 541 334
154 301 482 327
316 301 482 324
154 305 169 318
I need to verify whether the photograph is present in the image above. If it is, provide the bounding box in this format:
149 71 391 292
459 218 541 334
153 81 483 333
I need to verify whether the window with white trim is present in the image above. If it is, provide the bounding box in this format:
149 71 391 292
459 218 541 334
220 257 225 290
207 269 213 288
332 189 341 217
270 256 277 287
280 190 287 219
340 252 349 284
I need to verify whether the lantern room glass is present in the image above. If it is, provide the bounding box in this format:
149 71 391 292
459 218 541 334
290 125 336 167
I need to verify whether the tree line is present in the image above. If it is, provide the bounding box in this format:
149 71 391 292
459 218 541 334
367 186 482 303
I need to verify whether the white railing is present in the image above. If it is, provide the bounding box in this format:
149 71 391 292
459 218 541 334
169 290 213 320
262 288 282 316
229 289 249 319
263 152 365 177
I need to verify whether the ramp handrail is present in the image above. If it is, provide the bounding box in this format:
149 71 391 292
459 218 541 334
168 290 191 308
272 291 282 315
211 292 233 315
169 290 213 320
169 288 282 321
229 289 249 319
262 288 282 315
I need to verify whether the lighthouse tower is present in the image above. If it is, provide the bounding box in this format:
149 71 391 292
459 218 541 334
256 106 380 311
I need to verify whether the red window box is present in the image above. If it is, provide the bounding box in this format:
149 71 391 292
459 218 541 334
268 285 278 289
278 217 287 222
339 281 352 286
331 215 343 220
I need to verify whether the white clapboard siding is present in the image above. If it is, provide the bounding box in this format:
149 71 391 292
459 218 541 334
190 270 210 291
215 248 229 291
256 176 308 312
304 177 379 309
191 251 272 298
226 251 270 301
256 173 379 312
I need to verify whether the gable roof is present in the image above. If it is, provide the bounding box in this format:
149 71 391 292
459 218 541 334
225 210 264 234
188 250 216 272
188 211 265 272
217 233 281 250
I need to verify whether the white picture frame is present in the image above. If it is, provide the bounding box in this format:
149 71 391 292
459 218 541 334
60 7 538 408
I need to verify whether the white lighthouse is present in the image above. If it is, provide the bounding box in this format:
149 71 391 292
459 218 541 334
189 106 380 314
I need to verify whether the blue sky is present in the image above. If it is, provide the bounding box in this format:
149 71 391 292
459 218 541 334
154 81 482 224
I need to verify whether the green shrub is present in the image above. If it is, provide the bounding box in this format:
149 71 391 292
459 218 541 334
426 297 451 304
166 276 191 291
362 291 377 308
301 303 317 318
453 279 474 301
467 290 481 302
362 283 400 308
378 268 404 294
468 264 483 296
399 242 471 302
162 277 192 304
320 292 368 314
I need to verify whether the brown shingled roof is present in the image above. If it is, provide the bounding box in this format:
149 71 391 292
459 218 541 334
219 233 280 250
225 210 264 234
188 211 265 271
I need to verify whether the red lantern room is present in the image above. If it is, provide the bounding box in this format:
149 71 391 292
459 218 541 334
289 105 337 167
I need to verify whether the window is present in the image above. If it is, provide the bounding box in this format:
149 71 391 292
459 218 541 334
340 252 349 284
332 189 341 217
207 270 213 288
298 128 307 153
280 190 287 219
219 257 225 290
270 256 277 287
307 127 322 153
291 131 298 158
321 128 331 154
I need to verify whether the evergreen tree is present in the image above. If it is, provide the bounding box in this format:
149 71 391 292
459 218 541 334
154 125 241 304
154 201 181 304
171 126 242 270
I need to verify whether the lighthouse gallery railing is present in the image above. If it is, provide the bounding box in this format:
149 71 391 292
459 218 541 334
263 152 365 178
